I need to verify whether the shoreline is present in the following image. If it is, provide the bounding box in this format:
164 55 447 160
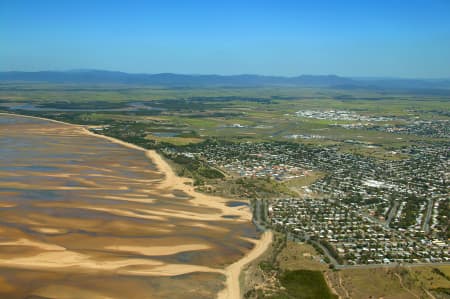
218 230 273 299
0 112 273 298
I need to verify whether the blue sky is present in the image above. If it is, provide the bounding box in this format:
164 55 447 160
1 0 450 77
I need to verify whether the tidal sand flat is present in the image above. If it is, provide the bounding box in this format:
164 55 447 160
0 114 264 299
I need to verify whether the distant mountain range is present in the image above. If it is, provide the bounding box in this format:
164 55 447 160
1 70 450 90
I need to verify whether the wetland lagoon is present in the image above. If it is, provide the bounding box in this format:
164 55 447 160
0 114 262 299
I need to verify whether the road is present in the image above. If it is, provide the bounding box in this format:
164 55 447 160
422 199 434 234
310 240 339 266
334 261 450 270
385 201 399 228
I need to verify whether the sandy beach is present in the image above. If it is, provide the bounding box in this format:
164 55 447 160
218 230 273 299
80 117 274 298
84 120 274 298
82 126 253 222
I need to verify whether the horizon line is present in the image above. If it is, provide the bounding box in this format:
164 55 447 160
1 69 450 80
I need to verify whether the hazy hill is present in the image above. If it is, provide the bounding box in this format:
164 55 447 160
0 70 355 86
0 70 449 90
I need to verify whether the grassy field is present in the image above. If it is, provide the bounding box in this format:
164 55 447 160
328 265 450 299
145 134 204 146
277 242 328 272
241 216 450 299
438 265 450 277
408 265 450 296
270 270 338 299
282 171 326 195
2 84 448 155
242 240 338 299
